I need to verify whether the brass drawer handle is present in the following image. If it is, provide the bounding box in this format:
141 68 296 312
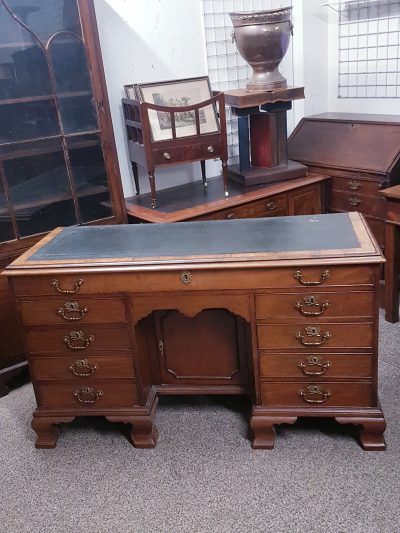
299 385 331 404
349 196 361 207
207 145 214 153
227 213 237 219
298 355 331 376
296 326 332 346
294 270 330 286
294 296 330 316
349 180 361 191
266 201 277 210
64 330 95 351
180 271 192 285
73 386 103 405
163 152 171 160
58 301 88 321
51 278 84 294
69 358 98 377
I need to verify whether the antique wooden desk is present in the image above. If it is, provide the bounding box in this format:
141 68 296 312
379 185 400 323
4 212 386 450
125 174 327 223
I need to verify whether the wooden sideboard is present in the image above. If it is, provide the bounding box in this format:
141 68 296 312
125 174 328 223
4 212 386 450
288 113 400 250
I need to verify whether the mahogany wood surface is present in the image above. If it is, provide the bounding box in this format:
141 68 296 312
224 86 305 108
379 185 400 322
4 212 386 450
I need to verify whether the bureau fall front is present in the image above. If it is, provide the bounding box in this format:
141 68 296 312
4 213 386 450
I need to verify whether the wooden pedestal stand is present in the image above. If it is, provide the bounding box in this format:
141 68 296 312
225 86 307 186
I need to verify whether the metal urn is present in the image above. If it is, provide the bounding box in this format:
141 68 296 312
230 6 293 91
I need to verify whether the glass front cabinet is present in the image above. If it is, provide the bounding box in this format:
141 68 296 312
0 0 126 394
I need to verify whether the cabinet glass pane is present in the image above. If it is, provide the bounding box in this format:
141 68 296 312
4 146 77 237
67 135 112 223
0 101 59 143
0 2 52 101
50 34 98 134
3 0 82 42
0 177 14 242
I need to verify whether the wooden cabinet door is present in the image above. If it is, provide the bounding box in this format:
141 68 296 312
153 309 250 386
287 184 322 216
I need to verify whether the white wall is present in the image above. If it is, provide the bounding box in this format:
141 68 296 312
94 0 208 197
94 0 331 197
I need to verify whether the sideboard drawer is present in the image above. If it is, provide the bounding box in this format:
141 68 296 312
259 353 372 379
19 298 127 325
204 195 286 221
257 322 374 350
30 355 135 380
260 381 373 407
255 291 374 320
35 380 138 409
26 326 132 355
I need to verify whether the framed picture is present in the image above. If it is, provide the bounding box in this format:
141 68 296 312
137 76 219 141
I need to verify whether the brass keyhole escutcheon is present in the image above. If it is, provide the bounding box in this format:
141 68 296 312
180 271 192 285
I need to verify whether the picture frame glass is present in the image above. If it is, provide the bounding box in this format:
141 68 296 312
138 77 219 141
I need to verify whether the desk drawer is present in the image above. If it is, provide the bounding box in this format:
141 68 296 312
12 265 375 296
26 326 132 355
35 379 138 409
260 381 373 407
331 176 382 196
255 291 374 320
329 190 386 219
153 141 223 165
257 323 374 350
259 353 372 379
19 298 127 325
202 195 286 221
30 355 135 380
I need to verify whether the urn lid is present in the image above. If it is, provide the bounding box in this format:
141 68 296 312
229 6 292 27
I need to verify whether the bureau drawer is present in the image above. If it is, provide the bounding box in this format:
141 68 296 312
259 353 372 379
30 355 135 380
34 379 138 409
19 298 127 325
26 326 132 355
260 382 373 407
257 323 374 350
153 140 223 166
255 291 374 320
329 190 386 219
331 176 382 196
12 265 375 296
201 195 286 221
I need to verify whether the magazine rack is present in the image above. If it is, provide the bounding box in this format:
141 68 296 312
122 92 228 208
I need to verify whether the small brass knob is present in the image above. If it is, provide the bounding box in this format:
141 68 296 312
207 145 214 153
163 152 171 160
227 213 237 219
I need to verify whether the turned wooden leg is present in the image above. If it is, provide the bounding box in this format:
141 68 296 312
31 416 75 449
336 417 386 451
384 222 400 323
200 160 207 188
131 161 140 195
148 171 157 208
250 415 297 449
222 160 229 197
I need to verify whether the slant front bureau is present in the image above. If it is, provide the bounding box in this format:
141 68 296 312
4 213 386 450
